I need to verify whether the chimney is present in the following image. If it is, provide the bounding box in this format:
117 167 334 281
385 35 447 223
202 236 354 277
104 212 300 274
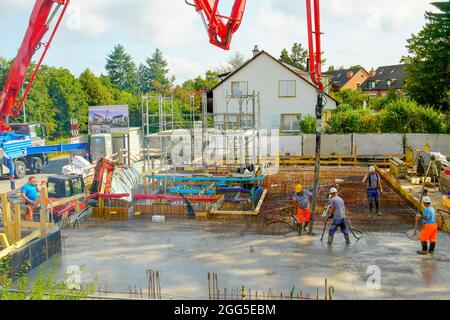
369 68 376 78
346 71 354 78
252 45 260 57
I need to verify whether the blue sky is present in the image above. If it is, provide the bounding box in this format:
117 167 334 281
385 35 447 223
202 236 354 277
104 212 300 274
0 0 435 83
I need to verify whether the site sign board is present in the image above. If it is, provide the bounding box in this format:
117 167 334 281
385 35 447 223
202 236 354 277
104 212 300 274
88 105 130 134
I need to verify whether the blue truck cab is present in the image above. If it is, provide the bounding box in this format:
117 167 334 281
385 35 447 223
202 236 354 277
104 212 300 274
0 124 49 179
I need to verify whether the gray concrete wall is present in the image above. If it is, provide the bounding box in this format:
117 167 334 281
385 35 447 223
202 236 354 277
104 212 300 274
354 134 404 155
406 134 450 154
279 136 302 155
302 134 352 156
278 133 450 156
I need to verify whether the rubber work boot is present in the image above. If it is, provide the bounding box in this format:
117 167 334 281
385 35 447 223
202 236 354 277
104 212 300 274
344 234 350 245
417 242 428 255
428 242 436 254
327 235 334 245
304 222 309 232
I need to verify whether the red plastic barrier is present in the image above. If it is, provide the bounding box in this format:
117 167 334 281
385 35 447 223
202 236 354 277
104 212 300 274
133 194 217 203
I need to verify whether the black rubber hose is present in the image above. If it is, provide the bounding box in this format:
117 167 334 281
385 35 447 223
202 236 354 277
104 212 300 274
345 218 364 240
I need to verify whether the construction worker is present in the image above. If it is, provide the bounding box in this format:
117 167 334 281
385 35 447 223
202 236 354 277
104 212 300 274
362 166 383 218
21 176 41 220
293 184 313 234
416 197 438 255
327 187 350 245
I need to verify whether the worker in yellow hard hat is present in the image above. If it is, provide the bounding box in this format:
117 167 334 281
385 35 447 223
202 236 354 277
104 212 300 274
293 184 313 235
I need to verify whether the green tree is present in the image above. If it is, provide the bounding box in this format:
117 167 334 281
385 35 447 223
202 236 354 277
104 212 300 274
137 63 151 93
331 89 370 109
105 44 138 93
79 69 114 106
290 43 309 69
20 76 57 134
402 1 450 111
144 48 170 93
0 57 10 87
227 52 246 70
280 49 293 65
182 70 220 91
45 66 89 136
300 115 316 133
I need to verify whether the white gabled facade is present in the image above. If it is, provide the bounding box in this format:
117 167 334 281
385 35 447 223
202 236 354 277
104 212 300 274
211 51 337 133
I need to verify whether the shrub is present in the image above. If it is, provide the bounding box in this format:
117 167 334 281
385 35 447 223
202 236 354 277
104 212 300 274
300 115 316 133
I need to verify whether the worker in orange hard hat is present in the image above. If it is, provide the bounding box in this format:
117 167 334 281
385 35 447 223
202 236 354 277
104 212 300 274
293 184 313 235
416 197 438 255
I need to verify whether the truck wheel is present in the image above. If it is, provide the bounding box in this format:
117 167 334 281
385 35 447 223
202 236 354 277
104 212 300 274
31 157 43 174
14 160 27 179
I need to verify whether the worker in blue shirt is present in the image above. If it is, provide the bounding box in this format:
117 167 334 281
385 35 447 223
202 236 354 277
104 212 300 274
362 166 383 218
416 196 438 255
21 176 41 220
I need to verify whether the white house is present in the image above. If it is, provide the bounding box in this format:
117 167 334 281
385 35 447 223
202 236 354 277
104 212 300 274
211 50 337 134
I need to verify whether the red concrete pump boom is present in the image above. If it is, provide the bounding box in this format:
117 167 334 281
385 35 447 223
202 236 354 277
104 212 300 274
186 0 247 50
0 0 69 133
306 0 324 91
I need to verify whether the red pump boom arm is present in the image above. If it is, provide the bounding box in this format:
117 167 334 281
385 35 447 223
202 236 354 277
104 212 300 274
187 0 246 50
306 0 324 92
0 0 69 132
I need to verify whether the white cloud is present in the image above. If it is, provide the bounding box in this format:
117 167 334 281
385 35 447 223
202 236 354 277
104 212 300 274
167 56 203 83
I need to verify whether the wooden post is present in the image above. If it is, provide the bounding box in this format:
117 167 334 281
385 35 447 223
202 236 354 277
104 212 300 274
74 200 80 213
40 186 48 238
354 144 358 166
1 193 13 244
13 204 21 243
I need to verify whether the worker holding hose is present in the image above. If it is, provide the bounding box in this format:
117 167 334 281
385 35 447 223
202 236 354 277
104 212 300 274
293 184 313 234
327 187 350 245
416 197 438 255
362 166 383 218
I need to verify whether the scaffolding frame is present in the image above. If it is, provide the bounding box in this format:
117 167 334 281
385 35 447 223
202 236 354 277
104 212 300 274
142 91 262 178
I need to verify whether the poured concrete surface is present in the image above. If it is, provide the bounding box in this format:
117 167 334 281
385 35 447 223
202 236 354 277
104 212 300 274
31 218 450 300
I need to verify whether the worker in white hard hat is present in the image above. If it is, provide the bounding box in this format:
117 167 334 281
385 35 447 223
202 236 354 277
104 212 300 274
326 187 350 245
416 196 438 255
293 184 313 235
362 165 383 218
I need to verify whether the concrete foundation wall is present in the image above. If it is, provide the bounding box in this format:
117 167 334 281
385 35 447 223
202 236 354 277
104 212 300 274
406 134 450 154
354 134 404 155
302 134 352 156
278 134 450 156
279 136 302 155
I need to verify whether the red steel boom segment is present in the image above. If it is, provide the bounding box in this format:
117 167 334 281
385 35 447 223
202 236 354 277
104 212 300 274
0 0 69 133
187 0 246 50
306 0 324 91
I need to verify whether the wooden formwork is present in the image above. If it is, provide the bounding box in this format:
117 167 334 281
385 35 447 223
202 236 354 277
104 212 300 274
0 187 55 260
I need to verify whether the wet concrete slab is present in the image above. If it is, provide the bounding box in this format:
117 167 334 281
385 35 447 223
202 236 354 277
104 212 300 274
30 218 450 300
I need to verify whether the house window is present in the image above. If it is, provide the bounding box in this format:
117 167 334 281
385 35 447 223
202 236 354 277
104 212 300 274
279 80 296 97
281 114 301 133
386 79 392 88
231 81 248 97
369 81 376 89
